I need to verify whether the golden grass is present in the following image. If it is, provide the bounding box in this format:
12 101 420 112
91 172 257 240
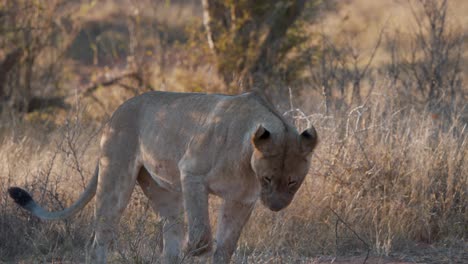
0 0 466 263
311 0 468 71
0 86 466 262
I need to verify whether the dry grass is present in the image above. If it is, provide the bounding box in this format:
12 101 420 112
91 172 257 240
0 0 467 263
1 85 466 263
313 0 468 69
241 85 467 260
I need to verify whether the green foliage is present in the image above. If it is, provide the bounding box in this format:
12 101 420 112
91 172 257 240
67 21 130 65
204 0 321 92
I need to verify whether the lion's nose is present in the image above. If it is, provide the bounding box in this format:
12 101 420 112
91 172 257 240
268 203 284 212
266 196 291 212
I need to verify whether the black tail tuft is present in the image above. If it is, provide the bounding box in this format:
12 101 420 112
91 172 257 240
8 187 33 207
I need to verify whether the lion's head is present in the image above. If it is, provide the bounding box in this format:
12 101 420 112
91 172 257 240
250 125 317 211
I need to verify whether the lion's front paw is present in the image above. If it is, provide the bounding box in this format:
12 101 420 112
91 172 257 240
184 232 212 257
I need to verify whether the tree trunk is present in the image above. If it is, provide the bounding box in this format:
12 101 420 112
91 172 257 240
0 48 24 101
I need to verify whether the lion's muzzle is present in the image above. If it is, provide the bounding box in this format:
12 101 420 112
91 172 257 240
260 192 293 212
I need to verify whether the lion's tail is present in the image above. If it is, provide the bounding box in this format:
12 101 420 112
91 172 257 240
8 165 99 220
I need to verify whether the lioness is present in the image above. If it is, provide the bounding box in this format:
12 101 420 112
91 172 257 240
9 91 317 263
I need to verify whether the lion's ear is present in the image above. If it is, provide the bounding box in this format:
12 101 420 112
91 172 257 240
252 125 271 152
300 126 318 154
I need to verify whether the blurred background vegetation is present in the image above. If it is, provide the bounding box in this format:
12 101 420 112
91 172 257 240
0 0 466 263
0 0 466 120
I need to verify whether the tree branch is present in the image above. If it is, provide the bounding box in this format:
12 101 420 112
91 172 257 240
80 70 139 97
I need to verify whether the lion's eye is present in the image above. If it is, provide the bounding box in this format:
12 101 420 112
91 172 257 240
288 181 297 188
263 176 272 184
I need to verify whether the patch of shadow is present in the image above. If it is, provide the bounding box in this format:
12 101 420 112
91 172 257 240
67 20 130 66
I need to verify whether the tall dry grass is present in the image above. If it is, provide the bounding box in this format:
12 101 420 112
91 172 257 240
0 84 466 263
241 83 466 261
0 0 467 263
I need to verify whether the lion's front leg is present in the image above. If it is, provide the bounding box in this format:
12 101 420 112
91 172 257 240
181 174 212 257
213 200 255 264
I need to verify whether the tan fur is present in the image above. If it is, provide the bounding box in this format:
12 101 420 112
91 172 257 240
11 91 318 263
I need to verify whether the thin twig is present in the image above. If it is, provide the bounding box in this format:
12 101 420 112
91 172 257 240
329 207 370 264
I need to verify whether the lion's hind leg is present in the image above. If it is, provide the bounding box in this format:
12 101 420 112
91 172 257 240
137 168 184 264
91 154 141 263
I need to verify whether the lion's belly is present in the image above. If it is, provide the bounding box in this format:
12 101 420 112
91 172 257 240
143 159 182 192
